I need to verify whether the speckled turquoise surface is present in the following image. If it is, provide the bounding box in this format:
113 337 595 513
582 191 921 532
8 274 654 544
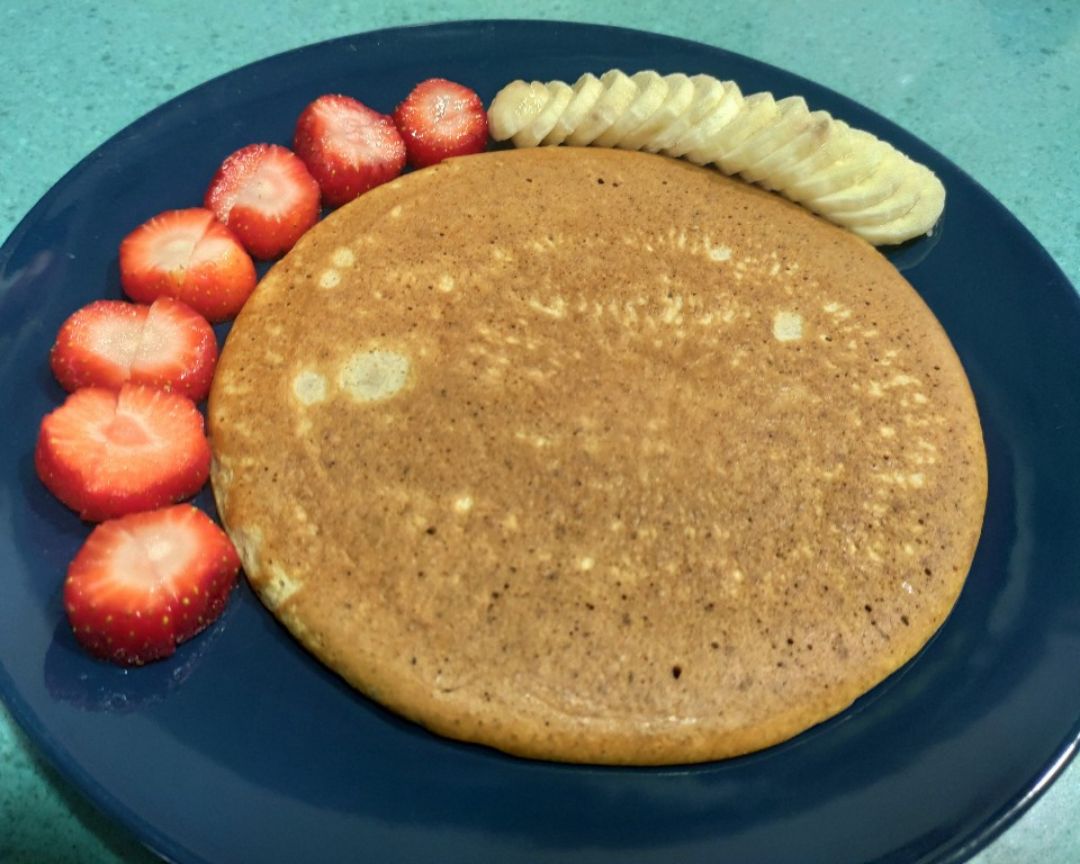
2 2 1077 863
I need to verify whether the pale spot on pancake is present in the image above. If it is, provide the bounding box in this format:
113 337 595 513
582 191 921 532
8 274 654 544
292 370 328 405
453 494 474 514
339 350 411 402
706 242 732 262
879 425 896 438
660 294 684 325
501 513 519 532
528 296 567 318
227 525 264 583
319 269 341 289
263 563 303 608
772 311 804 342
390 205 403 219
332 247 356 268
578 557 596 571
296 416 312 436
437 274 456 293
909 473 926 488
492 246 513 262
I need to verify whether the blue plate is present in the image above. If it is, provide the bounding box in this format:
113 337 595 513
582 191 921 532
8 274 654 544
2 20 1078 864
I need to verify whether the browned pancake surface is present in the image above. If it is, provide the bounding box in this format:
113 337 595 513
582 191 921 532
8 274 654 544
209 147 986 764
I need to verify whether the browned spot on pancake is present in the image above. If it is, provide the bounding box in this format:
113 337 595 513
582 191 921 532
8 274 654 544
208 147 986 765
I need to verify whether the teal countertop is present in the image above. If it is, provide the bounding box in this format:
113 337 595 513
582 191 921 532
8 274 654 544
2 2 1077 862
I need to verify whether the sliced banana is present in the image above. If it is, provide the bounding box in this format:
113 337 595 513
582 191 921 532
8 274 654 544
718 95 810 177
780 129 889 202
619 73 695 151
853 170 945 245
488 80 552 141
487 68 945 246
593 70 669 148
513 81 573 148
766 119 858 192
699 92 779 172
826 172 922 228
646 74 729 154
743 112 833 189
543 73 604 146
736 100 818 183
805 146 911 214
564 70 639 147
669 79 745 161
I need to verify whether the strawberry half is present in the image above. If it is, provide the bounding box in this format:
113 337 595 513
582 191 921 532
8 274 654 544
393 78 489 169
119 208 256 323
36 384 211 521
50 297 218 400
293 94 406 207
64 505 241 665
204 143 321 259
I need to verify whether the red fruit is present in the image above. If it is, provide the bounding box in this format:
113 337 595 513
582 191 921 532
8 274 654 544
64 505 241 665
50 297 218 401
119 208 256 323
35 384 211 522
293 94 407 207
204 143 321 259
393 78 489 169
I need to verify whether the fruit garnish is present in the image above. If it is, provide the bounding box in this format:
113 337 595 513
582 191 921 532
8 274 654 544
293 94 407 207
35 383 211 521
393 78 489 168
488 70 945 245
50 296 218 401
64 504 240 666
119 208 256 322
204 143 321 259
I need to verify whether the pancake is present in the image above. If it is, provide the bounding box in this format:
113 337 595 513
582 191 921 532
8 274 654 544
208 147 987 765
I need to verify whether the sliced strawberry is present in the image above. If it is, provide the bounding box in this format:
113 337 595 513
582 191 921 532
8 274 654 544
64 505 241 665
36 384 211 521
50 297 218 400
204 143 321 258
393 78 489 169
293 94 406 207
119 208 256 323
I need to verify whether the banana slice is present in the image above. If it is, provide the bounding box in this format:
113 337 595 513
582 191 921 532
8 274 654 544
564 70 639 147
719 95 811 177
542 73 604 146
826 166 922 229
488 80 553 141
646 75 729 154
619 73 695 151
736 100 819 183
743 111 833 188
512 81 573 148
593 70 669 148
701 92 780 171
853 169 945 245
805 146 911 214
779 128 889 202
682 90 777 167
765 119 856 192
669 80 745 161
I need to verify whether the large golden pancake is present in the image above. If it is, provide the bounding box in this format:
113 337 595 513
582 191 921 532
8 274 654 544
208 147 986 764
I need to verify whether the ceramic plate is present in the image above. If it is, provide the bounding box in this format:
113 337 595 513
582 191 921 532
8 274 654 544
1 20 1078 864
